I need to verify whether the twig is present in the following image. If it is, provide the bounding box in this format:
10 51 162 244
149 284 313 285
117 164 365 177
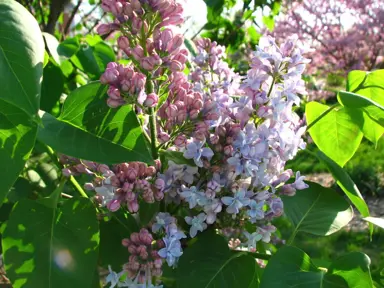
62 0 83 39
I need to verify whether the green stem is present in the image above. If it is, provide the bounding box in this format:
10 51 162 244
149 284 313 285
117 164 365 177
306 104 339 131
267 77 276 98
70 176 88 198
149 107 158 159
146 80 159 159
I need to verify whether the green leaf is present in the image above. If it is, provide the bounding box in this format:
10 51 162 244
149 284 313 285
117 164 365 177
71 41 115 79
44 51 49 68
60 60 74 77
99 211 139 271
175 230 256 288
282 182 353 238
327 252 373 287
347 70 384 102
262 15 274 31
2 197 99 288
315 151 372 235
41 61 64 112
57 37 80 58
42 32 62 65
0 100 37 205
139 201 159 226
338 91 384 127
360 111 384 146
306 102 363 167
37 82 153 164
260 246 372 288
363 217 384 229
0 0 44 117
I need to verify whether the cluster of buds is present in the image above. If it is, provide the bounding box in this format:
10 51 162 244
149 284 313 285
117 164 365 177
122 228 164 284
93 161 165 213
100 62 146 108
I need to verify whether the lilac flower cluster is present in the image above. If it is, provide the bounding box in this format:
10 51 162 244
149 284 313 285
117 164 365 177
61 1 312 287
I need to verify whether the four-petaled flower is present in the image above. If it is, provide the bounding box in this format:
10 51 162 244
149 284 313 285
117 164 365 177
183 140 214 167
158 237 184 267
185 213 208 238
221 188 251 214
247 200 265 222
292 171 308 190
243 231 263 249
152 212 175 233
179 186 208 209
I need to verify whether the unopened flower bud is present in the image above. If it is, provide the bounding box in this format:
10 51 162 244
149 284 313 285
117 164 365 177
144 93 159 107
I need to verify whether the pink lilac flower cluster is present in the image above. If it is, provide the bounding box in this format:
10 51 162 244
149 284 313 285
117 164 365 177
59 1 310 287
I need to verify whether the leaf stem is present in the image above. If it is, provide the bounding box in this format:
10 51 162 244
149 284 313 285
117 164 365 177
70 176 88 198
306 104 339 131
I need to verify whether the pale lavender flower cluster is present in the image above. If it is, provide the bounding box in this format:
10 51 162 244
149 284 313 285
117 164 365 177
70 1 312 287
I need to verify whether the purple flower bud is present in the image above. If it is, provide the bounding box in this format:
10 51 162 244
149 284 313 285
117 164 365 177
189 109 199 119
165 104 178 117
162 14 183 26
97 24 111 35
174 135 187 147
118 36 130 50
84 182 94 191
154 258 162 269
131 45 144 61
122 238 131 247
128 245 137 254
170 60 183 72
155 178 165 192
107 199 121 212
107 98 124 108
280 184 296 196
167 34 183 54
210 135 220 144
107 86 120 100
144 92 159 107
126 191 136 202
128 199 139 213
224 145 233 156
158 132 170 143
62 168 72 177
141 57 155 70
131 0 141 11
270 197 284 217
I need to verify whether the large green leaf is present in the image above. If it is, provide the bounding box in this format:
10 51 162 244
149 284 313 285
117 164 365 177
306 102 363 167
37 82 153 164
345 70 384 144
175 230 256 288
260 246 372 288
338 91 384 127
40 61 64 112
71 36 115 79
2 197 99 288
0 0 44 117
282 182 353 238
316 151 372 235
0 100 37 205
57 37 80 58
347 70 384 102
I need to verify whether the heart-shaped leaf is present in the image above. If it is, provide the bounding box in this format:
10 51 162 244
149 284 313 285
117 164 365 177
260 246 373 288
2 197 99 288
306 102 363 167
282 182 353 239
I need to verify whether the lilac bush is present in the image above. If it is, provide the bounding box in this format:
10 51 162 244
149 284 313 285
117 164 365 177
58 1 312 286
